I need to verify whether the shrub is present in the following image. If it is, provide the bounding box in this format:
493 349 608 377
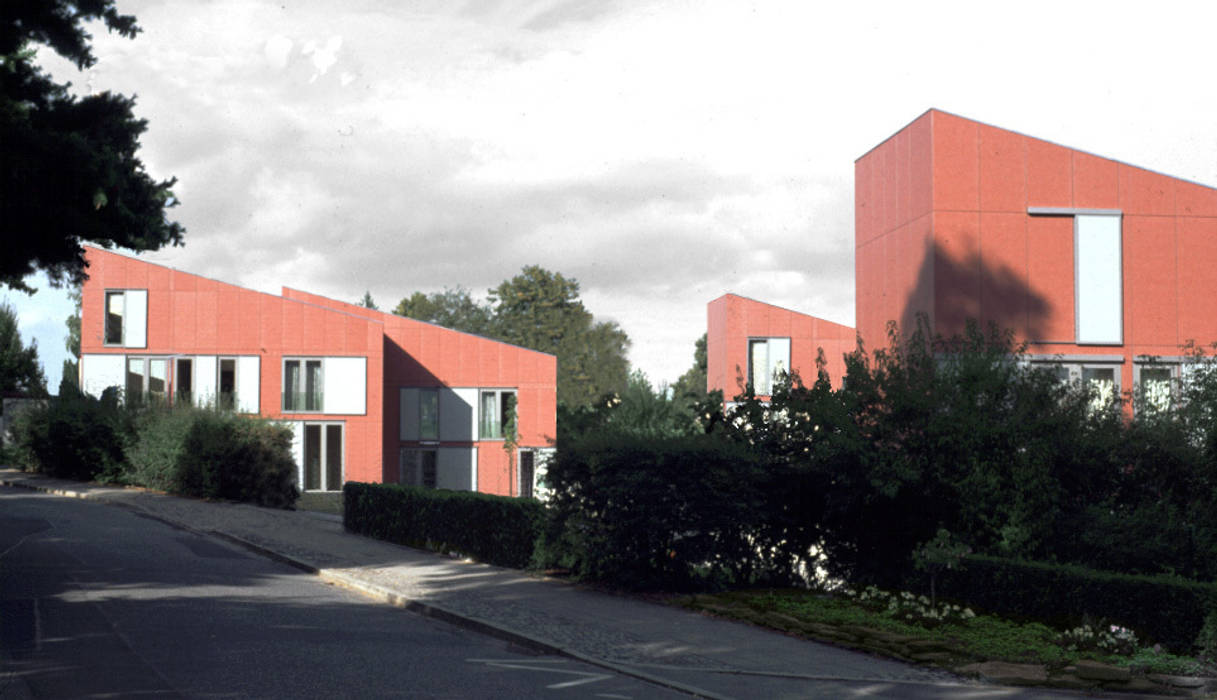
9 387 128 481
538 432 783 591
172 411 298 508
344 482 543 569
125 403 196 490
934 554 1216 654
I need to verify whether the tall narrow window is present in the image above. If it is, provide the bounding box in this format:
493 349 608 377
325 424 343 491
175 358 193 405
519 450 535 499
300 422 344 491
219 358 237 410
1083 366 1117 411
126 358 145 401
304 424 322 491
1075 214 1122 344
419 388 439 441
284 360 301 410
148 358 168 398
305 360 322 411
105 292 125 345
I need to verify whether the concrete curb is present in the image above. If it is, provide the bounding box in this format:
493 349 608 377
0 476 729 700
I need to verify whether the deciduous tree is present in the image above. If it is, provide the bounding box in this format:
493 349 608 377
0 302 48 402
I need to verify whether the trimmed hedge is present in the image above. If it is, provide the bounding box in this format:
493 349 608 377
343 482 544 569
934 554 1217 653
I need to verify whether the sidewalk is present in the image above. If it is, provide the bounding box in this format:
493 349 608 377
0 470 1147 699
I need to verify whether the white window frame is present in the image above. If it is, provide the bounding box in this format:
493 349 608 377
479 389 517 440
1133 357 1184 415
104 290 126 346
283 357 325 413
747 337 791 396
1027 208 1123 346
1028 354 1123 411
124 356 171 401
103 289 148 348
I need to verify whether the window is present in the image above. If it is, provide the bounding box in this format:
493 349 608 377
1075 214 1123 344
747 337 791 395
283 359 324 412
419 388 438 441
479 390 517 439
175 358 193 405
302 422 343 491
1134 363 1179 415
519 450 535 499
400 449 437 488
105 292 125 345
124 357 169 402
102 289 147 348
1031 356 1123 412
219 358 237 410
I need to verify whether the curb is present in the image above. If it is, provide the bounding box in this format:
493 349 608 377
1 475 728 700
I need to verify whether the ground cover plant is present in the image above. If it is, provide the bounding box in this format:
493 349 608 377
683 587 1211 677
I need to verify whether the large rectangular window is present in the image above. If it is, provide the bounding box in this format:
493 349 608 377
747 337 791 395
479 390 517 439
283 359 325 412
103 289 147 347
124 357 169 402
1075 214 1122 344
400 449 438 488
1136 365 1175 414
126 357 145 400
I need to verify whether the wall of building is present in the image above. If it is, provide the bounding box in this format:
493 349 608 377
707 293 854 399
80 247 385 485
856 109 1217 394
280 288 557 496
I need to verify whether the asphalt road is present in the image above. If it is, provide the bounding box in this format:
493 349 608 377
0 487 690 699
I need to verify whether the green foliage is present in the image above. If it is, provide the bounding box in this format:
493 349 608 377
1057 623 1139 656
12 393 297 507
2 0 183 291
358 291 378 310
845 585 976 628
393 268 630 411
912 529 971 606
393 286 493 336
935 554 1215 654
343 482 544 569
559 370 701 443
0 302 48 403
172 411 298 508
1195 611 1217 660
538 431 792 590
62 286 81 388
9 386 126 480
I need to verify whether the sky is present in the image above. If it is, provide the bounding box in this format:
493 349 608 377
10 0 1217 392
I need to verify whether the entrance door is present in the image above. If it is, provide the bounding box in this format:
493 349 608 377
302 423 343 491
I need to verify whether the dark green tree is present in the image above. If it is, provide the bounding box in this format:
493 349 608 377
2 0 183 291
393 287 493 336
358 291 378 310
489 266 629 409
0 302 48 404
670 333 708 410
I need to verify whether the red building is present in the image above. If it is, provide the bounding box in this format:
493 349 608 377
856 109 1217 402
78 246 556 496
706 293 853 401
710 109 1217 406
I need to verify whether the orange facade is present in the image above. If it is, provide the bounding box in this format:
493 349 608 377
707 293 854 400
79 247 556 497
856 110 1217 396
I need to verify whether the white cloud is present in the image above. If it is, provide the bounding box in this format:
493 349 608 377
14 0 1217 387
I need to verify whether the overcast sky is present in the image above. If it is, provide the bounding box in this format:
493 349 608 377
9 0 1217 391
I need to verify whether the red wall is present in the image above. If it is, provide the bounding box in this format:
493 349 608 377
707 293 853 399
81 247 386 483
281 288 558 495
856 110 1217 391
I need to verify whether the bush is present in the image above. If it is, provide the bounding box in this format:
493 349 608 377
934 554 1216 654
172 411 298 508
9 387 128 481
537 432 785 591
344 482 543 569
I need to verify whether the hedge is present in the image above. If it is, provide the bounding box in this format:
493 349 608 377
934 554 1217 653
343 482 544 569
